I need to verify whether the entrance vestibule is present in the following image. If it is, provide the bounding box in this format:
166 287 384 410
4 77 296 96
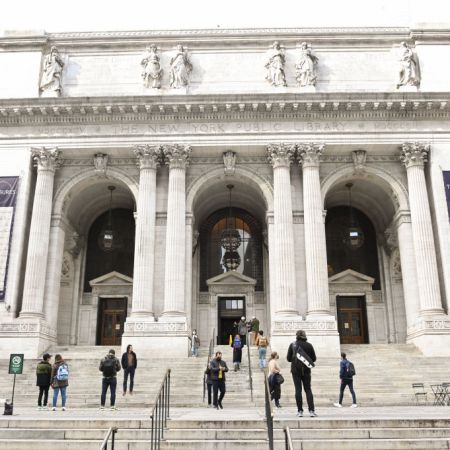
217 297 245 344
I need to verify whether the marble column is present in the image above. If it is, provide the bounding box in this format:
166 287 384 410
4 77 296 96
298 143 331 316
400 142 444 315
131 145 160 317
161 144 191 318
20 147 61 319
267 144 298 316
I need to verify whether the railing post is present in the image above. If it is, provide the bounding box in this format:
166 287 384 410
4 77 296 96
150 415 154 450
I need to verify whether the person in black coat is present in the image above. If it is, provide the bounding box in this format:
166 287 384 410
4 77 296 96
121 344 137 395
209 351 229 409
287 329 317 417
36 353 52 410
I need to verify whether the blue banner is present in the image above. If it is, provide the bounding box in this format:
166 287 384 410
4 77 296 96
0 177 19 301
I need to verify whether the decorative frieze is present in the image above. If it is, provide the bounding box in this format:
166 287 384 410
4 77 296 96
273 319 337 332
125 321 187 333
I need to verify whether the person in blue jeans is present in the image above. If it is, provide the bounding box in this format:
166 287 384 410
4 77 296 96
255 330 269 369
51 354 69 411
333 352 357 408
121 345 137 395
99 349 121 410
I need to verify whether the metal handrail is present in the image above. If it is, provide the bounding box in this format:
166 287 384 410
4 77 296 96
203 328 215 402
99 427 117 450
150 369 171 450
246 331 254 402
284 426 294 450
264 371 274 450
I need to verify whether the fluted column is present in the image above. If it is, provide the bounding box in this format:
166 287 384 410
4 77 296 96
131 145 161 317
400 142 444 315
298 143 331 316
267 144 298 316
161 144 191 318
20 147 61 318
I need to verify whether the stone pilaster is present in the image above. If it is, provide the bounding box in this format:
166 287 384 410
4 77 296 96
267 144 298 316
298 143 332 316
400 143 444 316
20 147 61 319
131 144 161 317
161 144 191 319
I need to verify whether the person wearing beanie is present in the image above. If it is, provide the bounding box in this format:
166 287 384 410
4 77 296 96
287 329 317 417
99 349 121 410
36 352 52 410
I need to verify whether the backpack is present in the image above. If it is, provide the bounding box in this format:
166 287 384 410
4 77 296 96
102 357 116 378
56 363 69 381
292 341 315 370
258 336 268 347
346 361 356 377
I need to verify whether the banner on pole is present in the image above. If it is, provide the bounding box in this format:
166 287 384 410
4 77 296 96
8 354 24 375
443 172 450 221
0 177 19 301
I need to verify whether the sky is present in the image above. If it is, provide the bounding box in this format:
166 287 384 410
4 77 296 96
1 0 450 33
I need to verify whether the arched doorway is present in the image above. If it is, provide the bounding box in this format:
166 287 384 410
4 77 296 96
53 176 136 346
324 175 407 344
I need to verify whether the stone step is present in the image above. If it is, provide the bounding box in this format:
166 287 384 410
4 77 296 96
0 439 149 450
161 439 270 450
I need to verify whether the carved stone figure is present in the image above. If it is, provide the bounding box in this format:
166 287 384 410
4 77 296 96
169 44 193 88
223 151 236 175
93 153 108 175
141 45 163 89
295 42 319 87
352 150 367 172
396 42 420 89
40 46 64 97
265 41 287 87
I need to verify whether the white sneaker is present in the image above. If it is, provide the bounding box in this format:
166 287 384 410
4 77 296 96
297 411 303 417
37 406 42 411
99 406 105 410
52 407 56 411
62 407 66 411
333 403 342 408
351 403 358 408
110 406 118 410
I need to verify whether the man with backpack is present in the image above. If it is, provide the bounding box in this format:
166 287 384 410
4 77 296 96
286 329 317 417
51 354 69 411
99 349 121 410
255 330 269 369
333 352 357 408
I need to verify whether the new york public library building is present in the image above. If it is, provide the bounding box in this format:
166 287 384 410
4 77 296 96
1 25 450 360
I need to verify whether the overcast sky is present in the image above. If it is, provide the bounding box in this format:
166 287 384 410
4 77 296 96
1 0 450 33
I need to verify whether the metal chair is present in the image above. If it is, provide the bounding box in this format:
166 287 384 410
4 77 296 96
430 384 446 406
412 383 427 405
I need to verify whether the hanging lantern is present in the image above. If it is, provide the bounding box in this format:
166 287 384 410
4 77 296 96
342 183 365 249
98 186 116 252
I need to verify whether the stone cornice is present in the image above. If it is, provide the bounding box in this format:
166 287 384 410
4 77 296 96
1 92 450 125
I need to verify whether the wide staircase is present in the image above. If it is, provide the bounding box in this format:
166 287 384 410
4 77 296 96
0 343 449 448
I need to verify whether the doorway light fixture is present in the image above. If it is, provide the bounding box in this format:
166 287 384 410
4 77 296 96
343 182 365 250
99 185 116 252
220 184 241 271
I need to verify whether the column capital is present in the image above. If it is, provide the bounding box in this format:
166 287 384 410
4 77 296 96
162 144 191 169
400 142 430 169
134 144 162 170
267 143 295 168
297 143 324 168
31 147 61 172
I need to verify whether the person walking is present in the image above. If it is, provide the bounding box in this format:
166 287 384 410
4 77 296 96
204 357 213 407
99 349 121 410
237 317 247 347
333 352 357 408
190 330 201 357
36 352 52 410
231 334 242 371
255 330 269 369
268 351 283 408
250 316 260 345
51 354 69 411
121 344 137 396
210 351 229 409
287 329 317 417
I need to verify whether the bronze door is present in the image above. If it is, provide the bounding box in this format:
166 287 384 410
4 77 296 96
98 298 127 346
337 296 368 344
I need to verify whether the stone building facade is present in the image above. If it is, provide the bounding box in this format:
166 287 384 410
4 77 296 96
1 26 450 358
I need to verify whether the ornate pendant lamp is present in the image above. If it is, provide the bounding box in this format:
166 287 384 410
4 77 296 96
98 185 116 252
220 184 241 271
343 182 364 249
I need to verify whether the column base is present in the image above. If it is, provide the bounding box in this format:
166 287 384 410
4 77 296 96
407 315 450 356
122 316 189 358
0 318 57 359
270 314 340 357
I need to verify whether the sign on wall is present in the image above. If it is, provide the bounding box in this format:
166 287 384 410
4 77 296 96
0 177 18 301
